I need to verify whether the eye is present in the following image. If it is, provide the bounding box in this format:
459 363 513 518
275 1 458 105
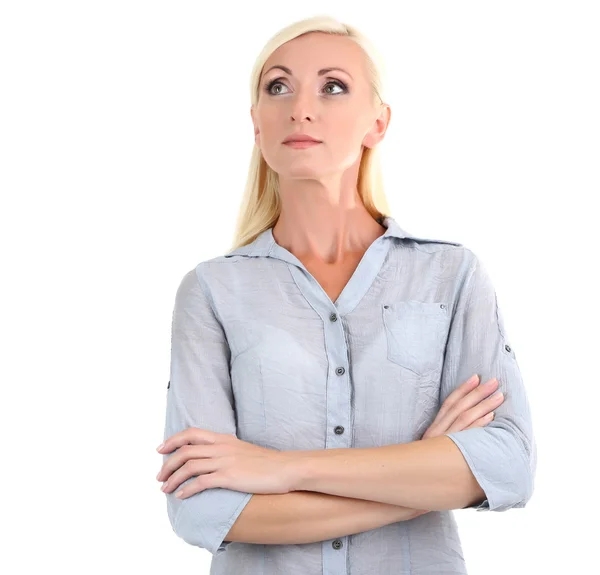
322 81 346 95
265 80 289 95
264 78 348 96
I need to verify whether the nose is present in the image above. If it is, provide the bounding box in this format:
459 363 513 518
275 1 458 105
290 111 314 123
289 90 316 123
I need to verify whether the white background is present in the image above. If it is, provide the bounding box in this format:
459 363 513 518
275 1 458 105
2 1 598 573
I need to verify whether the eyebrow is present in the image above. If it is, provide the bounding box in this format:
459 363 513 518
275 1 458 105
262 65 353 81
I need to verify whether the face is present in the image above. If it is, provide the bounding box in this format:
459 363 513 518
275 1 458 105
250 32 391 182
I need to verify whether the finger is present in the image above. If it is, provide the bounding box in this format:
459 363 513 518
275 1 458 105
446 392 503 434
436 374 481 417
433 378 499 432
465 411 495 430
172 472 222 500
425 375 478 432
156 427 217 454
425 375 482 436
450 390 504 432
162 457 219 494
468 391 504 421
157 443 217 482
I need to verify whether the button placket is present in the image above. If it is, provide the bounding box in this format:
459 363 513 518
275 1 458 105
279 244 393 575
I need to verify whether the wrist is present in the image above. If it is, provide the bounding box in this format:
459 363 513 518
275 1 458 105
281 451 314 492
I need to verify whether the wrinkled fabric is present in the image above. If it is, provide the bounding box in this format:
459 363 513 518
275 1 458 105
160 215 536 575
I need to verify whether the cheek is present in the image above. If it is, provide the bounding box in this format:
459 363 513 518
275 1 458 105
256 116 279 145
325 122 365 163
325 110 368 148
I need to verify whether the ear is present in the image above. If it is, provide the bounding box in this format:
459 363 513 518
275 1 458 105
363 103 391 149
250 106 260 147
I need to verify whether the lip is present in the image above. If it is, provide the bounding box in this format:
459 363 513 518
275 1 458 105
283 140 322 149
282 134 322 143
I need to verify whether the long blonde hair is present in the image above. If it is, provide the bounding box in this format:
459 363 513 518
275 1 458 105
229 14 393 252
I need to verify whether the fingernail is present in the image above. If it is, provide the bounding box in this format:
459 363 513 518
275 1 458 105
156 443 164 451
468 374 479 384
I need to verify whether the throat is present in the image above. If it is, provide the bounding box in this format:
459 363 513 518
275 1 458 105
300 253 365 305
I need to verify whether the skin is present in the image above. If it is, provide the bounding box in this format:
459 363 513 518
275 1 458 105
250 31 392 263
155 375 502 499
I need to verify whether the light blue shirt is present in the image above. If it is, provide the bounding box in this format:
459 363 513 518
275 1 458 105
160 215 537 574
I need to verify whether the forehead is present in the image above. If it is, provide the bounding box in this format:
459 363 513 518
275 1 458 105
262 32 365 77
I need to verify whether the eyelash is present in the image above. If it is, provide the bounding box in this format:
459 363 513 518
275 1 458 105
263 77 348 96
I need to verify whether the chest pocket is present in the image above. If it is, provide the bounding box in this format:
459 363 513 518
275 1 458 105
382 301 450 376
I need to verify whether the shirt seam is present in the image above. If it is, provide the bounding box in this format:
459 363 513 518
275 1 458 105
194 263 227 329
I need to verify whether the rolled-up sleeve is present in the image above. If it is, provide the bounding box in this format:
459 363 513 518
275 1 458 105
161 266 253 555
441 250 537 512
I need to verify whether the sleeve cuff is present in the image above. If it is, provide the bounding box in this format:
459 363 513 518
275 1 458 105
445 426 532 512
213 491 255 555
168 487 254 555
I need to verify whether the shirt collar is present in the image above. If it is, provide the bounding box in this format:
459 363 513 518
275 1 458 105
224 215 460 259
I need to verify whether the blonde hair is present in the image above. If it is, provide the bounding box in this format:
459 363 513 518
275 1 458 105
228 14 392 252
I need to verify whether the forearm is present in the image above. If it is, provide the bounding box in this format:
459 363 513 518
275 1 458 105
224 490 422 545
292 436 485 510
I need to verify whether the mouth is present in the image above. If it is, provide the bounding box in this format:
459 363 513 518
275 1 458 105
283 140 322 148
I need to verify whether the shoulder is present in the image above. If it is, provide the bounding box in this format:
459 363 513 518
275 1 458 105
398 235 480 283
399 230 479 262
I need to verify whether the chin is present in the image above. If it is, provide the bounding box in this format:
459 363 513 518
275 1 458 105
280 167 329 180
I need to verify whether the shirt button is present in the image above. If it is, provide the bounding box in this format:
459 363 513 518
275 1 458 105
332 539 343 550
167 380 170 389
329 312 338 322
336 366 345 375
505 344 512 352
334 425 344 434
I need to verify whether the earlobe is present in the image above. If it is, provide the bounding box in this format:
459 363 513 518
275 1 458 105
368 105 391 146
362 132 377 149
250 108 260 145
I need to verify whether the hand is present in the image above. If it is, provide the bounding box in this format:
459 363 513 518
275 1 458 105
421 375 504 440
403 375 504 520
156 428 297 499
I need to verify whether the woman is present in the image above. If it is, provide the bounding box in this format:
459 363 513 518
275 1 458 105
156 15 536 575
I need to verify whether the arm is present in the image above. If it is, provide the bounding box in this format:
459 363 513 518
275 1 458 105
224 490 422 545
286 436 485 511
290 250 536 512
439 250 537 511
163 266 426 552
161 267 255 556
